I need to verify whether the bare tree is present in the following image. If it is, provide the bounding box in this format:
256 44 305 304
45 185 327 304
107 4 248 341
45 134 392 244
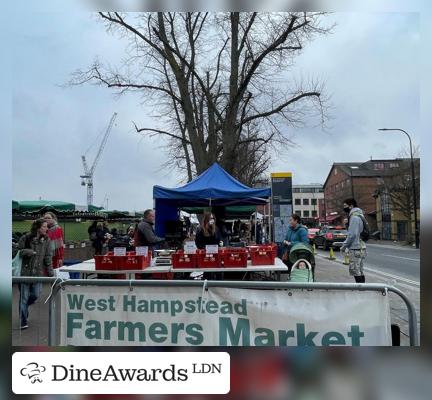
378 158 420 242
70 12 332 182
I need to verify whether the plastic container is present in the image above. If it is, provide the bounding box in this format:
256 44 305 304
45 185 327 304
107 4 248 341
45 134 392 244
120 251 151 270
94 252 125 270
221 248 248 268
249 245 276 266
196 249 220 268
172 250 197 269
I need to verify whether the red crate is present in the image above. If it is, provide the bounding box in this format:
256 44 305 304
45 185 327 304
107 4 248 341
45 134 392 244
249 245 276 266
196 249 220 268
120 251 151 270
172 250 197 269
221 248 248 268
94 252 125 270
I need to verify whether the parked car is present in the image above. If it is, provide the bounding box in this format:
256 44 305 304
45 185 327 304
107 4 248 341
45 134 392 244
314 226 348 250
307 228 320 244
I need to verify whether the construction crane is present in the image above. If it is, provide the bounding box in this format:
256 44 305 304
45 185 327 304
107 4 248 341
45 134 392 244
80 112 117 206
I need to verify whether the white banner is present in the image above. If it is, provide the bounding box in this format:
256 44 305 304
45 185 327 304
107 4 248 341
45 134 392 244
60 286 392 346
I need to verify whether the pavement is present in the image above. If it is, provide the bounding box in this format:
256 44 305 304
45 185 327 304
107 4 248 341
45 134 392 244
313 247 420 346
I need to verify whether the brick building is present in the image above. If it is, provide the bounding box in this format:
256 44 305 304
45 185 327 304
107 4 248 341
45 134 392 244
323 159 419 231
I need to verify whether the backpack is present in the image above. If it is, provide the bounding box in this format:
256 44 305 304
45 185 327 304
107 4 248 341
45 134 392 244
352 212 370 242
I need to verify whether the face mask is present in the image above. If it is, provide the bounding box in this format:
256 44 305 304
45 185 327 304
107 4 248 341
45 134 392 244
343 207 350 213
209 219 215 225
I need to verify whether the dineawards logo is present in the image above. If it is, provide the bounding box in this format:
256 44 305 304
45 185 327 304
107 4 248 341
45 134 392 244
50 363 189 382
20 362 47 384
13 352 230 394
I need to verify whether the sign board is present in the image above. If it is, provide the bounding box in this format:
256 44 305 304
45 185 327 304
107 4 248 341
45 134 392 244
135 246 148 256
271 172 293 242
60 286 392 346
184 241 197 254
113 247 127 257
205 245 219 254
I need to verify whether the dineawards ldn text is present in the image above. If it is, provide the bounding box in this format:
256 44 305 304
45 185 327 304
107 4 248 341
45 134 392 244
52 364 189 382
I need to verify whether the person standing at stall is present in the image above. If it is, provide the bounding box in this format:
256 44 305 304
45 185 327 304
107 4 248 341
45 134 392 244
195 212 222 249
15 219 54 329
195 212 223 280
135 209 165 252
43 212 64 269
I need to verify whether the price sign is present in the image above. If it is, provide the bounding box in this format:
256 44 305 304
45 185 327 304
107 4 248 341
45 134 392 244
205 245 219 254
184 241 197 254
136 246 148 256
113 247 126 256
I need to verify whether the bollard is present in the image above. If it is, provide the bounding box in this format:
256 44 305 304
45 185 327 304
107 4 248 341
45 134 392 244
313 243 317 255
328 247 336 260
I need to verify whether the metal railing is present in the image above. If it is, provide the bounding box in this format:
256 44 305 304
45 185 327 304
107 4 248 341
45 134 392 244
12 277 419 346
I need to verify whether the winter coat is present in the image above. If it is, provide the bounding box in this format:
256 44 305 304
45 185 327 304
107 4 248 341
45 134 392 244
341 207 365 250
135 220 165 247
195 227 222 249
284 224 309 245
16 233 54 277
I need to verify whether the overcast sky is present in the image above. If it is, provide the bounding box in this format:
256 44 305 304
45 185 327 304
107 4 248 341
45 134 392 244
9 11 422 211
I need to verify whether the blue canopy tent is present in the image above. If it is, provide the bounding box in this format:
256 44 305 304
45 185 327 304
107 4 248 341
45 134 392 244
153 163 271 236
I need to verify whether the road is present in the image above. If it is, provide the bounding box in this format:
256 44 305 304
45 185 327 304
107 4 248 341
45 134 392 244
316 243 420 284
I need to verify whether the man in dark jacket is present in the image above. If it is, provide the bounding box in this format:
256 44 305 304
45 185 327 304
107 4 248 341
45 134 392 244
135 209 165 251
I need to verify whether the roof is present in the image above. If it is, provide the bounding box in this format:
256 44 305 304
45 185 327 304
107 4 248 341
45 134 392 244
154 163 271 206
323 158 418 189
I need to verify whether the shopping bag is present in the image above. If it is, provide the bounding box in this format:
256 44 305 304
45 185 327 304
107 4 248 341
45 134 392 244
12 250 22 277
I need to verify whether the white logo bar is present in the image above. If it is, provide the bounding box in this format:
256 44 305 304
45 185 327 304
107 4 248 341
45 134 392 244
13 352 230 394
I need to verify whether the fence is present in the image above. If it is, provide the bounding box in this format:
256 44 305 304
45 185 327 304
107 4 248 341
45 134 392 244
12 277 418 346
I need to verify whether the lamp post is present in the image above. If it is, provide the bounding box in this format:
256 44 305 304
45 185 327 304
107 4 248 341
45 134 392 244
378 128 419 248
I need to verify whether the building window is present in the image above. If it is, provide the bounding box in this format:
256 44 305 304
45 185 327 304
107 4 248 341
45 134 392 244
294 198 301 205
303 210 310 217
374 162 385 170
312 210 317 217
303 198 309 206
334 168 338 175
390 162 399 168
311 199 317 206
294 210 301 216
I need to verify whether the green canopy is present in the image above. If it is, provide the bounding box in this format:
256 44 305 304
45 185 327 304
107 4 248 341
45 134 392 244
13 200 106 214
182 205 256 218
15 200 76 212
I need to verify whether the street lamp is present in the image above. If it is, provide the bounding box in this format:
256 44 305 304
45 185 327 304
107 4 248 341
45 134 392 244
378 128 419 248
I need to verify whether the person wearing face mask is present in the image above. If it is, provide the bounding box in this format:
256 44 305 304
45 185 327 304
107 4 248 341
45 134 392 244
43 212 64 269
14 218 54 329
195 212 222 249
340 198 367 283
